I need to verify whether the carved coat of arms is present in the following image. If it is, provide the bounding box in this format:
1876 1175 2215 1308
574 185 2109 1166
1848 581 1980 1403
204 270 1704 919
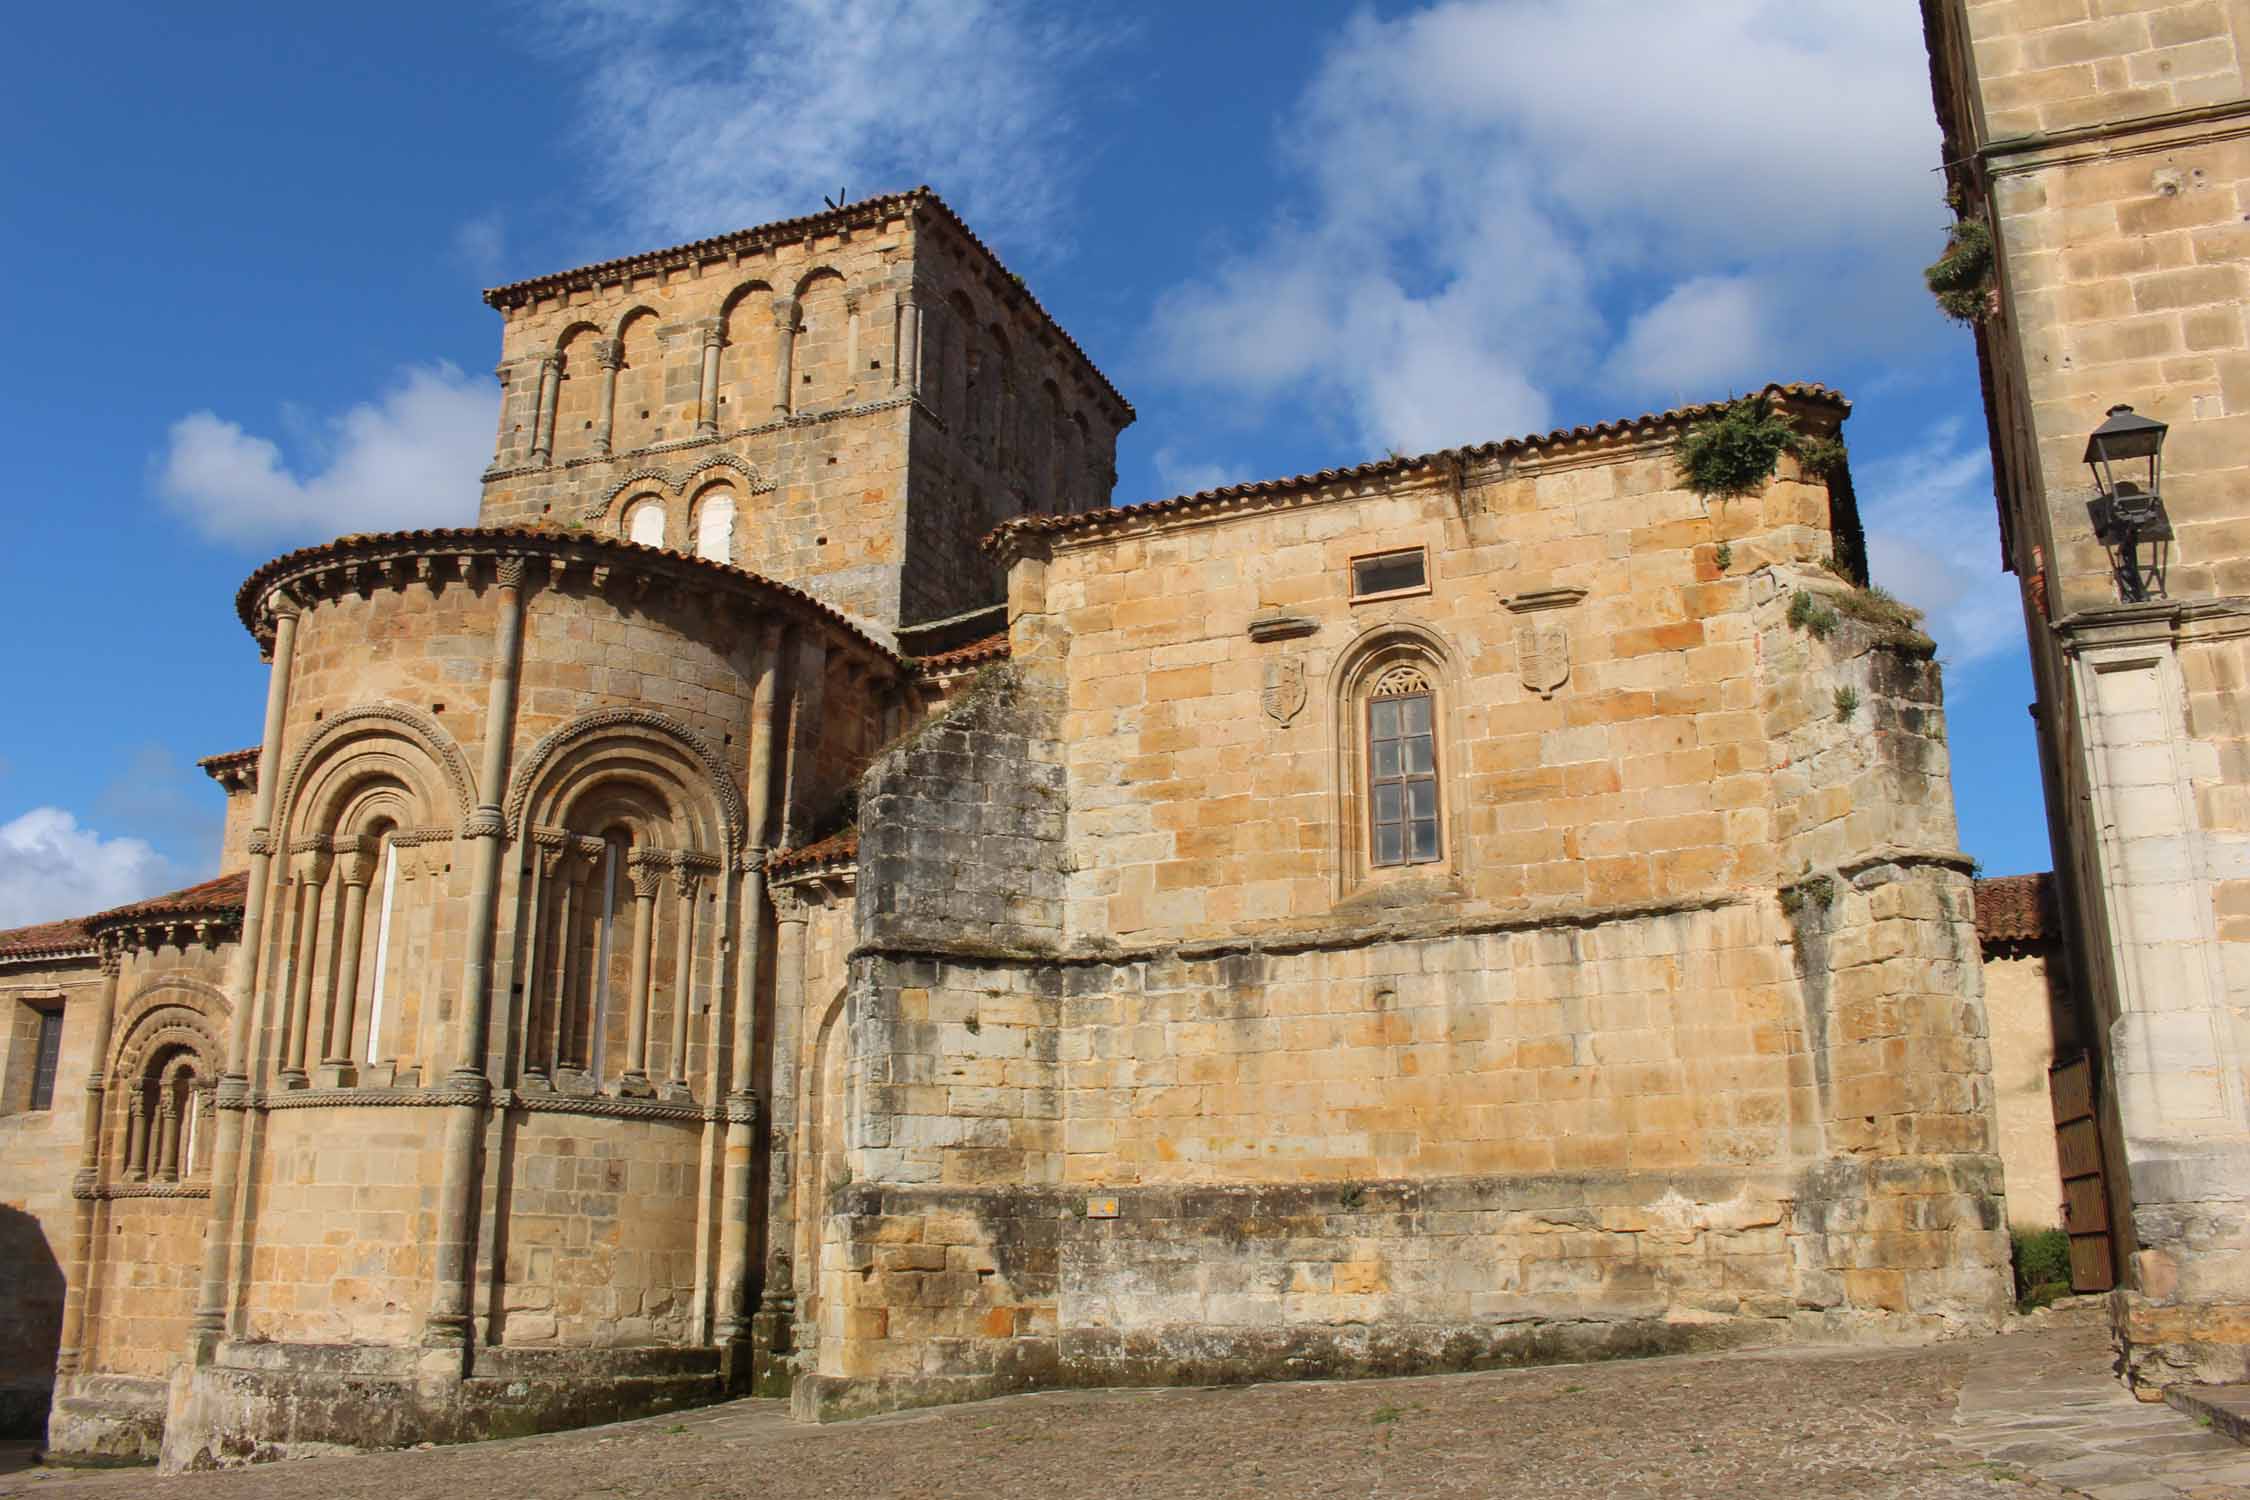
1262 656 1307 724
1518 622 1570 698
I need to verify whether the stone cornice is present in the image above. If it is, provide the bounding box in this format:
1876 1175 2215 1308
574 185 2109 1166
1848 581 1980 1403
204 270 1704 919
234 527 901 675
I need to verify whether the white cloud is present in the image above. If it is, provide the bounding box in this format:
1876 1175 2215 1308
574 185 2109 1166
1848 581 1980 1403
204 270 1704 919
1150 447 1254 499
157 363 497 545
545 0 1116 258
454 211 507 275
1152 0 1946 453
0 809 181 929
1855 420 2024 667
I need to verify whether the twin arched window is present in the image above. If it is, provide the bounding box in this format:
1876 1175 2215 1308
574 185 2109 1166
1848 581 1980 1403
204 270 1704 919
620 490 735 564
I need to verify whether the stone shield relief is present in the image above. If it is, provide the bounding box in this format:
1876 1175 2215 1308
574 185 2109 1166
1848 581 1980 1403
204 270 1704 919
1262 656 1308 724
1518 622 1569 698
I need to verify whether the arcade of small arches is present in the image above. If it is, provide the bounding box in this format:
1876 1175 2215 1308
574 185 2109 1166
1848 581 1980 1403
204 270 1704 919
518 267 1111 518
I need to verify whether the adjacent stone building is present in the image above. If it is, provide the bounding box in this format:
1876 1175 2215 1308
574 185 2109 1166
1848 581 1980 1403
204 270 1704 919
0 189 2016 1467
1921 0 2250 1390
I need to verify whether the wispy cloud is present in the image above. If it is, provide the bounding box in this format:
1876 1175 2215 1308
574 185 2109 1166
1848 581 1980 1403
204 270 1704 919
1150 447 1254 500
1856 419 2024 668
0 808 181 928
156 363 497 546
1151 0 1947 454
545 0 1119 260
454 211 507 276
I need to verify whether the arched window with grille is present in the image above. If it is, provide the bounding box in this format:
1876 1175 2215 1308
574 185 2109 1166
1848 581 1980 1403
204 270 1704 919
1334 627 1461 893
1367 664 1440 867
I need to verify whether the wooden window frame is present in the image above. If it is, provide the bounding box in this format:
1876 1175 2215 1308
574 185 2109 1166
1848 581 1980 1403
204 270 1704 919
1366 683 1442 868
27 1003 63 1111
1349 546 1431 604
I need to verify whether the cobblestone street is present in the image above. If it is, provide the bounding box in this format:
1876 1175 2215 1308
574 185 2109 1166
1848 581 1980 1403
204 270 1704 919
7 1323 2240 1500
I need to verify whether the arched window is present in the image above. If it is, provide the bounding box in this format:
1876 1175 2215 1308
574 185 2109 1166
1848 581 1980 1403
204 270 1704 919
694 490 735 563
625 498 665 549
1367 665 1440 866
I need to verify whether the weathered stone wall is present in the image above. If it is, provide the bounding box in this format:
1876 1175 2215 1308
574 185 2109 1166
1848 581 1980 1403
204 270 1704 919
0 949 99 1435
240 1105 444 1345
497 1114 703 1347
1983 944 2068 1229
84 1196 208 1380
795 417 2009 1417
1924 0 2250 1390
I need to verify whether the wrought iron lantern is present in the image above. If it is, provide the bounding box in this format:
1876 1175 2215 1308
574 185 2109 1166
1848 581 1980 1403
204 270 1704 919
2084 403 2170 603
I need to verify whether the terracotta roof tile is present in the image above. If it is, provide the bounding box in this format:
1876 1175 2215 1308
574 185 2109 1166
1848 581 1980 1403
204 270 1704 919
987 382 1849 552
0 871 250 962
767 830 859 875
0 915 98 963
1975 872 2056 946
480 188 1131 421
198 747 258 774
911 631 1010 675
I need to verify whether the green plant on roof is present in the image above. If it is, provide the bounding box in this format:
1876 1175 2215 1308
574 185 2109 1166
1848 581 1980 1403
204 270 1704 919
1677 395 1842 501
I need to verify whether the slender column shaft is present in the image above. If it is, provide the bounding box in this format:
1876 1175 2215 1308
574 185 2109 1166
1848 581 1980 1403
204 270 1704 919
323 875 371 1068
775 900 815 1327
895 292 920 395
554 867 584 1070
156 1106 182 1183
697 328 723 436
193 605 299 1349
770 299 797 418
668 872 700 1089
716 625 781 1357
843 301 861 394
54 949 124 1379
124 1102 150 1181
623 865 659 1082
519 851 550 1080
591 341 620 458
283 864 327 1080
531 355 560 464
426 558 526 1351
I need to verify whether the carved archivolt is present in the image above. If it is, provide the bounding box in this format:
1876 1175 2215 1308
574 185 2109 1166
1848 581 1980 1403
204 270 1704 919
272 703 478 840
111 990 225 1088
585 452 776 521
503 707 745 856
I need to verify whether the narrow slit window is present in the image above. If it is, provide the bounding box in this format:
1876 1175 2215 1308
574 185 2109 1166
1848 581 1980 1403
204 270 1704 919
28 1006 63 1111
1351 548 1427 599
1368 687 1440 866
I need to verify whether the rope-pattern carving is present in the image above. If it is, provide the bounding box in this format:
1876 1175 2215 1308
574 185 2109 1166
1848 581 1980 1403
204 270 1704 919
503 707 745 855
586 451 776 521
270 703 478 838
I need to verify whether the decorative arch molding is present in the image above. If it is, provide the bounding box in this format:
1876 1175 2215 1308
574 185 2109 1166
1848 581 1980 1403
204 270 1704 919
610 303 661 339
553 319 602 355
111 995 225 1085
273 703 478 841
1329 621 1469 898
584 452 776 522
792 264 847 299
503 707 745 857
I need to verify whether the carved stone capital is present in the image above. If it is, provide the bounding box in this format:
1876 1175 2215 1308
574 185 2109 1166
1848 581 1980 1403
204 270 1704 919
591 338 623 371
698 319 726 351
724 1091 761 1126
245 828 276 857
462 807 506 841
769 884 810 924
628 861 667 901
771 296 801 330
494 555 529 591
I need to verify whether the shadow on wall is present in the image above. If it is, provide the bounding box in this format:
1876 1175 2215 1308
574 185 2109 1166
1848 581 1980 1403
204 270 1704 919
0 1202 61 1438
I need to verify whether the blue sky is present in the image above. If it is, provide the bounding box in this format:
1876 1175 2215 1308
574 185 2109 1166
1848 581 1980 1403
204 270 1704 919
0 0 2049 925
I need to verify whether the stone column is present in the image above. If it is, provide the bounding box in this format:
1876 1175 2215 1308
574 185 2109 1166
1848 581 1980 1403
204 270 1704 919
424 556 526 1355
894 290 921 395
697 323 725 436
843 294 862 398
531 353 561 466
770 297 799 419
193 601 300 1354
317 845 376 1087
760 884 813 1373
719 624 782 1385
54 943 124 1381
554 848 593 1081
780 631 830 846
620 852 663 1095
589 339 623 458
155 1099 182 1183
666 865 702 1099
280 851 331 1087
124 1096 150 1182
518 840 554 1087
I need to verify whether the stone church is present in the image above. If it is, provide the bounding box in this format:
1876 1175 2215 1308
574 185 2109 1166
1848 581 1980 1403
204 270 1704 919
0 189 2021 1469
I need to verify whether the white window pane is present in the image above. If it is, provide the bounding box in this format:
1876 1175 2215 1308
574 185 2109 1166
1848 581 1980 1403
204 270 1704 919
627 502 664 548
696 494 734 563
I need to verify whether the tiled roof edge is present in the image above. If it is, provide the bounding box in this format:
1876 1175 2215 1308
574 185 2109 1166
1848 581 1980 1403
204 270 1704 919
986 382 1848 553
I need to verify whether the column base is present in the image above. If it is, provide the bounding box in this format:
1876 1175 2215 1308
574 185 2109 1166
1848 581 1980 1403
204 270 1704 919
312 1062 358 1089
617 1072 656 1099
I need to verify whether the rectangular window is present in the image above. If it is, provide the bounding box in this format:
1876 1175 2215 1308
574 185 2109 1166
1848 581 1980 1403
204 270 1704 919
1351 548 1428 600
28 1006 63 1111
1369 692 1440 866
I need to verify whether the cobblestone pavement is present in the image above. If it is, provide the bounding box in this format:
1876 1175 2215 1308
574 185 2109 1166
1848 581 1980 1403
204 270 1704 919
3 1326 2238 1500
